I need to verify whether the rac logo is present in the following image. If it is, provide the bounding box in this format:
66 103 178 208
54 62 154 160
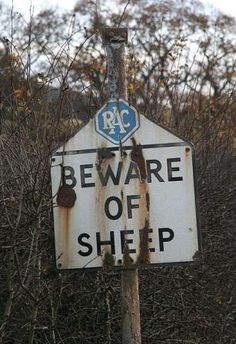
95 99 139 145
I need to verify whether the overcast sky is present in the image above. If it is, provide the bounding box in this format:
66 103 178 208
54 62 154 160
200 0 236 17
1 0 236 19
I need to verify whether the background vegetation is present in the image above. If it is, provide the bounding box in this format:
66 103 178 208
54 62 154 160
0 0 235 343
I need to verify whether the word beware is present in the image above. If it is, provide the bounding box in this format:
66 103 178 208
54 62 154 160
63 157 183 189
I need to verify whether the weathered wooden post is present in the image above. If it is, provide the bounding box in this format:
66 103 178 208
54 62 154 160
101 27 142 344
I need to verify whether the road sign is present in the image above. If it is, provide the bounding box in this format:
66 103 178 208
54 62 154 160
51 100 199 270
95 99 139 144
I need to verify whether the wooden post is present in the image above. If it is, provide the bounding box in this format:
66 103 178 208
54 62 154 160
101 27 142 344
121 269 141 344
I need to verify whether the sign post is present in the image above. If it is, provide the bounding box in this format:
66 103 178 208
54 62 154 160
51 27 199 344
101 27 141 344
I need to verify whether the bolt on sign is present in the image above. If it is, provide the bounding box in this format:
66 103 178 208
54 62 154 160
51 99 199 269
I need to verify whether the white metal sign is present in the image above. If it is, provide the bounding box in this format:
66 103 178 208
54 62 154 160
51 100 199 269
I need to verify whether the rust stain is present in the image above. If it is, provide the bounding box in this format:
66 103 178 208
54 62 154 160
130 139 151 265
137 218 150 265
103 251 115 271
57 185 76 208
97 148 115 162
58 206 71 268
96 147 115 173
123 240 134 268
130 138 147 180
185 146 190 157
96 147 116 268
95 139 152 268
146 192 150 212
56 165 75 268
